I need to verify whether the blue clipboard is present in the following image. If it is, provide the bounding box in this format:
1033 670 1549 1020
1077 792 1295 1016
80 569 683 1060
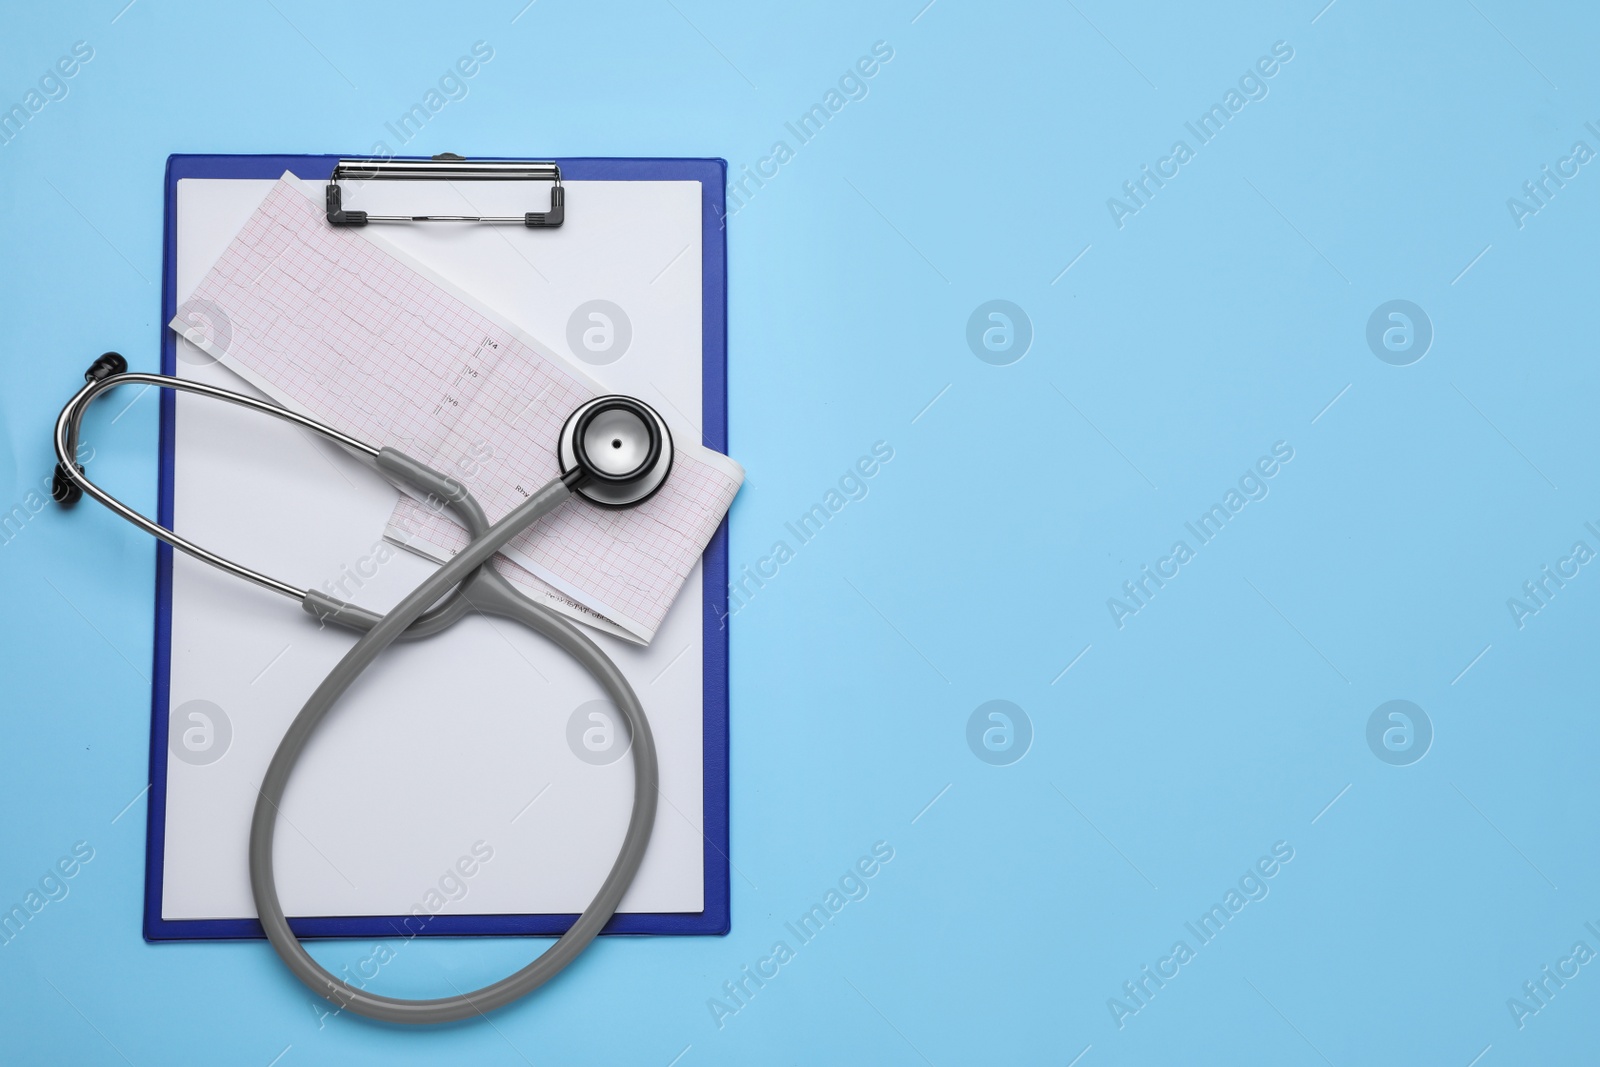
145 154 731 941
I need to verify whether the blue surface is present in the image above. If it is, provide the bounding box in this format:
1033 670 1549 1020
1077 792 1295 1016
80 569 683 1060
143 154 731 942
1 0 1596 1063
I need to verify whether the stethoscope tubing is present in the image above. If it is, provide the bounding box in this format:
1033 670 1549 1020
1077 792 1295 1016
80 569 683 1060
249 470 659 1025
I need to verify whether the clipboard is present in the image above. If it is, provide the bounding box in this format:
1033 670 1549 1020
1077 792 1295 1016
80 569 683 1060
145 154 731 940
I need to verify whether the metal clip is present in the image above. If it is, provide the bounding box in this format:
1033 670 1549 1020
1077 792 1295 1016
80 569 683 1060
326 152 564 228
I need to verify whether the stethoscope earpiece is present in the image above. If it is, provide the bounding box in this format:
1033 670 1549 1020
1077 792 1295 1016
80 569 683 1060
558 395 674 508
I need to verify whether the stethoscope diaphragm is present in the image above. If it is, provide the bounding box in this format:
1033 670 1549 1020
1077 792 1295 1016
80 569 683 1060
558 395 674 508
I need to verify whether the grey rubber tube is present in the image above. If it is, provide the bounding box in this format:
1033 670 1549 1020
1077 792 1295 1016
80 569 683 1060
249 448 659 1025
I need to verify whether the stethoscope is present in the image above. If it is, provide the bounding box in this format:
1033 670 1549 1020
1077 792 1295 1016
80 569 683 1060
54 351 675 1024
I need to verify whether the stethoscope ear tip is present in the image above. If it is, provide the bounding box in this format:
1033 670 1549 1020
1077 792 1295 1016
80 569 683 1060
86 352 127 383
51 464 83 507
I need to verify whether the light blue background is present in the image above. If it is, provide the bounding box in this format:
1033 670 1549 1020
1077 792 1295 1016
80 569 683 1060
2 0 1597 1063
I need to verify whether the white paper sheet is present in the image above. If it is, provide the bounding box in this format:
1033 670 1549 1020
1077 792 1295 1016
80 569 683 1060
161 176 711 921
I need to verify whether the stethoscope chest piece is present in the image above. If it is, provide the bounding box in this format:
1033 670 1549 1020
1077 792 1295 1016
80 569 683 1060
558 395 674 508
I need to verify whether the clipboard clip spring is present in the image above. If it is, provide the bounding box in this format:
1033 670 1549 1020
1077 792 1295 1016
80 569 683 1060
326 153 564 229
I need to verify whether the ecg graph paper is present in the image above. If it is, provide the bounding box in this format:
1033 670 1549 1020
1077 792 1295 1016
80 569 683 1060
176 177 741 642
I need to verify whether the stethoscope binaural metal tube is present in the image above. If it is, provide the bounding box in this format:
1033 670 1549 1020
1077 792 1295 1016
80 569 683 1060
54 358 380 603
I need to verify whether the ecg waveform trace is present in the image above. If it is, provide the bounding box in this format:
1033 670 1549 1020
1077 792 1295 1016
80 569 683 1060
180 178 739 641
